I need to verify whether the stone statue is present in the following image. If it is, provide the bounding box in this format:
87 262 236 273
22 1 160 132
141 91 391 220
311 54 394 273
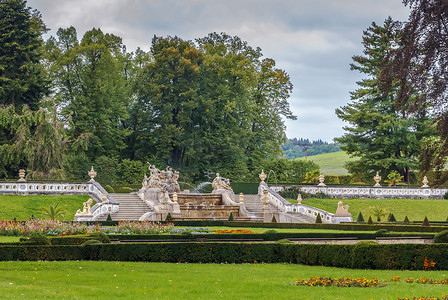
335 201 350 216
212 173 232 191
76 198 94 216
141 165 180 193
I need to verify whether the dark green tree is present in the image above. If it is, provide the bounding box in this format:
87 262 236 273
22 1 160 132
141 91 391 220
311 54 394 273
335 18 434 183
381 0 448 181
315 213 322 223
131 33 295 181
403 215 410 224
357 212 365 223
44 27 132 167
0 0 48 111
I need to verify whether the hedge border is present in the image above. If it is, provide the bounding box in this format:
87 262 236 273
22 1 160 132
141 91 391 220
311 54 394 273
86 220 448 233
1 243 448 270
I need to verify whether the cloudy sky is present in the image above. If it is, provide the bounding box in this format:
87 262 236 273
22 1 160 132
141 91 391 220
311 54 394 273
27 0 411 142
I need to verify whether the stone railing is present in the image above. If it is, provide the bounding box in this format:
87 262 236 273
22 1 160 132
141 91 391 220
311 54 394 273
258 182 350 223
299 185 448 199
0 180 119 220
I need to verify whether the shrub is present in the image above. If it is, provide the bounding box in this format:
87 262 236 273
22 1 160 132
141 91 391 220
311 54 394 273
375 229 389 237
445 191 448 200
434 230 448 243
22 233 51 245
117 187 133 193
104 185 115 193
422 216 430 227
271 215 277 223
81 239 103 246
106 214 112 222
389 214 397 222
228 212 234 221
404 216 410 224
165 213 173 222
276 239 293 244
315 214 322 223
357 212 365 223
367 216 373 225
89 232 110 243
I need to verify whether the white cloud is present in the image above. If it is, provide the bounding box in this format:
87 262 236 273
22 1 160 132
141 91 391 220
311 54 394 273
28 0 410 141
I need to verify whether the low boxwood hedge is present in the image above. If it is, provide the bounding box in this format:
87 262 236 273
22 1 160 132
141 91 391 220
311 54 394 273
107 231 434 242
0 243 447 270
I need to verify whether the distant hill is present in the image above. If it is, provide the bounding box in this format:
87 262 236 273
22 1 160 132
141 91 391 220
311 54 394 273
305 152 358 175
281 138 341 159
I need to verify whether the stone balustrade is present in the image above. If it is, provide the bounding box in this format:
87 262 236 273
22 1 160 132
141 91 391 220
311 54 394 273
258 182 350 223
300 185 448 199
0 180 119 220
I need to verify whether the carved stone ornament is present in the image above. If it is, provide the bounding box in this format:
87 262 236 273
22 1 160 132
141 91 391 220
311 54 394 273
212 173 233 191
421 176 429 188
317 174 326 187
88 166 97 182
239 192 244 203
142 165 180 193
297 193 302 204
76 198 94 216
335 201 350 216
259 170 267 183
18 169 26 182
373 172 381 187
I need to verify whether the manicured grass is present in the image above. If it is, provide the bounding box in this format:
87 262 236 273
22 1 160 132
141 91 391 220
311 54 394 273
0 195 89 221
0 261 447 299
306 151 358 175
0 236 21 243
298 197 448 223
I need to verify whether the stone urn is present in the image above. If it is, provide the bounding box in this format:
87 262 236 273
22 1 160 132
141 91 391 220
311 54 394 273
373 172 381 187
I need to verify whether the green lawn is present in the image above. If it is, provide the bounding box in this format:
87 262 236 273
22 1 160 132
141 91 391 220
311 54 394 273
306 151 358 175
0 195 89 221
0 261 447 299
298 197 448 222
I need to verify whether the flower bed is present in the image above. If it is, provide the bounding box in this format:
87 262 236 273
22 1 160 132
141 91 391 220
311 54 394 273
296 276 385 288
0 220 175 236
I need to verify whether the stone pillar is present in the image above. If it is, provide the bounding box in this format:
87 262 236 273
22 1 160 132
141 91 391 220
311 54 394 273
239 192 244 204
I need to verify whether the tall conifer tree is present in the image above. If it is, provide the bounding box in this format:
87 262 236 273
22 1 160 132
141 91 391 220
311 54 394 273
335 18 434 182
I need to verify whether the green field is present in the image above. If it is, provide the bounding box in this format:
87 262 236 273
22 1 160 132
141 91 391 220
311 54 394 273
298 197 448 222
306 151 358 175
0 261 446 299
0 195 89 221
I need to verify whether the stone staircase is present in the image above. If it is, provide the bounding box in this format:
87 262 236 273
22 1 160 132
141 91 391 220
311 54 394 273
242 194 264 221
102 193 153 221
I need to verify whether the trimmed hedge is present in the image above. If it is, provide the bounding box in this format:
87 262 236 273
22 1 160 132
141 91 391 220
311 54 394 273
107 231 434 241
168 221 448 233
1 243 448 270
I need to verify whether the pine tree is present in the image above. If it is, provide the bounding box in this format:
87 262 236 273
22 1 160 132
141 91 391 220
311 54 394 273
389 213 396 222
0 0 48 110
403 215 410 224
422 216 430 227
271 215 277 223
165 213 173 222
228 212 234 221
357 212 365 223
315 214 322 224
335 18 434 182
367 216 373 225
